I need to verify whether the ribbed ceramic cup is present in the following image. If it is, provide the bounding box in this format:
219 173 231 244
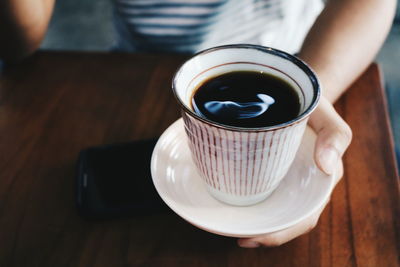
172 44 320 206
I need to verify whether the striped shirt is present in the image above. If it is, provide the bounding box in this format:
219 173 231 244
112 0 324 54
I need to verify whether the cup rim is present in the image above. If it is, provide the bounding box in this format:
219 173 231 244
172 44 320 132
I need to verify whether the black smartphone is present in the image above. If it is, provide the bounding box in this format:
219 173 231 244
75 138 169 220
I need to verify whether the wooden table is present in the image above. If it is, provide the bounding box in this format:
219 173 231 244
0 52 398 267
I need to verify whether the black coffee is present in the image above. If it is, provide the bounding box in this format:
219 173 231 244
191 71 300 128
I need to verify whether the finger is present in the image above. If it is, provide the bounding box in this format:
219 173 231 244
238 197 331 248
334 159 344 185
238 208 322 247
239 195 330 248
238 159 343 248
309 97 352 175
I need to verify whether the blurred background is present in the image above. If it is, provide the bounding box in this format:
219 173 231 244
41 0 400 166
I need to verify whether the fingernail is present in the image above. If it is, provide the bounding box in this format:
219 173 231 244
238 240 260 248
319 148 339 175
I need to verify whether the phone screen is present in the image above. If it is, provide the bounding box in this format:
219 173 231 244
76 138 168 219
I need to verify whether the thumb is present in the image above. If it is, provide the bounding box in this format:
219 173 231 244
309 97 352 175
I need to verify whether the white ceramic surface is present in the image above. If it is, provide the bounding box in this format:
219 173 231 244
151 119 335 238
173 45 320 206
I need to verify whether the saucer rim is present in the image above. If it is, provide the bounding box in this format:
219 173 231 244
151 118 335 237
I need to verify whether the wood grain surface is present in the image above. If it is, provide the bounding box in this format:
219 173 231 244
0 52 398 267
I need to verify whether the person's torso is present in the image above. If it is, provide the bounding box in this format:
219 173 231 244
112 0 323 54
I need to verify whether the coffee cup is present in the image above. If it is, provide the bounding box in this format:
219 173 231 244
172 44 320 206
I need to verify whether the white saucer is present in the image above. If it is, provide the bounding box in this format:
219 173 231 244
151 119 335 238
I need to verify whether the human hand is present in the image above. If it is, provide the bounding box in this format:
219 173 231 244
238 96 352 248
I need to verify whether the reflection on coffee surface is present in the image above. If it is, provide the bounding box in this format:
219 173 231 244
191 71 300 128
